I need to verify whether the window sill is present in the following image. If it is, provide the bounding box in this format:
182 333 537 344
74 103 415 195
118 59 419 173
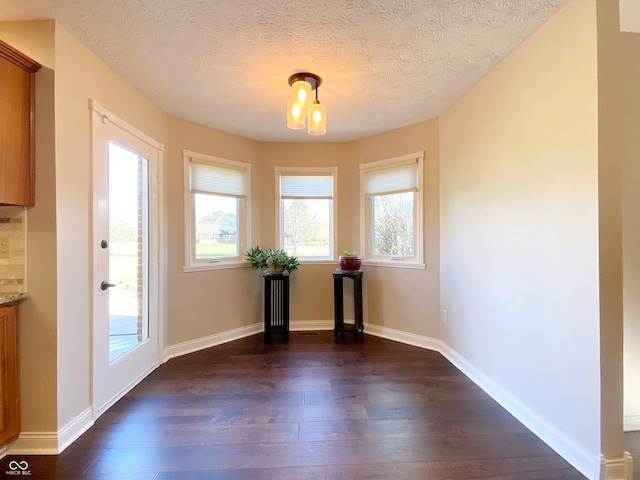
183 262 250 273
362 260 426 270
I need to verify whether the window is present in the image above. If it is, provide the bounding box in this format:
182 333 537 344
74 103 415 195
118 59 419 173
360 151 424 268
275 167 338 261
184 150 251 271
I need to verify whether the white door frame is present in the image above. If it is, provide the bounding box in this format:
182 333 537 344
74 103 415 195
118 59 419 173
90 99 164 419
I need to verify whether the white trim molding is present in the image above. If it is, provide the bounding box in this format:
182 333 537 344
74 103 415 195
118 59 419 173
9 408 93 455
599 451 634 480
57 408 94 453
163 323 263 362
291 320 334 331
364 322 442 351
89 99 164 151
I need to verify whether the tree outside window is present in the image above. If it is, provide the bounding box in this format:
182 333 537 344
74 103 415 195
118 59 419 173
276 168 337 260
373 192 414 256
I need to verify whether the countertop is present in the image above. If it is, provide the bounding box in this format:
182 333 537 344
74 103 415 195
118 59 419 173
0 293 27 306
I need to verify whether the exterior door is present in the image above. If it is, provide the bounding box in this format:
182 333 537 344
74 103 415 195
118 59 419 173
91 101 162 418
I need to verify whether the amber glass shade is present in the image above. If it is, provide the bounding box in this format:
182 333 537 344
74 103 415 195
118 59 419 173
308 102 326 136
291 80 311 114
287 99 305 130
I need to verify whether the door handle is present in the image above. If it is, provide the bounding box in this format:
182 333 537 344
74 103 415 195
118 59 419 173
101 281 121 291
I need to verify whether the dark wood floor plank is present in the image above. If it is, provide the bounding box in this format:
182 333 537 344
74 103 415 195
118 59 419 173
341 457 586 480
365 398 509 420
9 331 586 479
72 422 299 449
298 415 529 442
154 465 343 480
86 433 560 474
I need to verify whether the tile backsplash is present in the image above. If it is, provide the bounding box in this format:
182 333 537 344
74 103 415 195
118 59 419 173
0 206 26 294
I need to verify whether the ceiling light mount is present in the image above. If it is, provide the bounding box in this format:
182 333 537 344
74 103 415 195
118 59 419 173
288 72 322 90
286 72 326 136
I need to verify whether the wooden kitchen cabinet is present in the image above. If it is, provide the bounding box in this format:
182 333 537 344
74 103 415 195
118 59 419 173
0 303 20 447
0 39 41 207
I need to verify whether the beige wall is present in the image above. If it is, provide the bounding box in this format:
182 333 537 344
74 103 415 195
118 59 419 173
0 20 169 437
440 0 601 466
164 122 441 337
0 20 58 434
258 142 351 325
165 117 262 345
596 0 626 461
622 31 640 428
53 24 168 429
349 120 440 338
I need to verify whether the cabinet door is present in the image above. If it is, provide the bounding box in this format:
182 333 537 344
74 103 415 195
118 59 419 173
0 305 20 447
0 40 39 207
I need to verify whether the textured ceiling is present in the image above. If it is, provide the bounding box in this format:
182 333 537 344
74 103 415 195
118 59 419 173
0 0 568 142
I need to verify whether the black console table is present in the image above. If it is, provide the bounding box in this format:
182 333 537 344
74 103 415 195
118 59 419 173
333 270 364 341
264 272 289 342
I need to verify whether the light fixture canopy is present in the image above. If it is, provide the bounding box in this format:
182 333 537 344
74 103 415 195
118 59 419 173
286 72 326 136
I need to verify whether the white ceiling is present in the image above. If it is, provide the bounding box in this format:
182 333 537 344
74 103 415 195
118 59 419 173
0 0 567 142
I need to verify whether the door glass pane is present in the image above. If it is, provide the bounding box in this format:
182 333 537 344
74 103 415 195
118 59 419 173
108 141 149 363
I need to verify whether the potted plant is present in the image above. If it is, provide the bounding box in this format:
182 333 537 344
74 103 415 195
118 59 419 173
339 250 361 271
245 246 300 274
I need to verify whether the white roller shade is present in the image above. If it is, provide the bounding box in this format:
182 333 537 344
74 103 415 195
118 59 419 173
190 160 247 197
281 175 333 199
363 161 418 196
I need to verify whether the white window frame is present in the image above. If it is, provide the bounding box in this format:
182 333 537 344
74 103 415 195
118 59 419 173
360 151 425 269
275 166 338 263
183 150 251 272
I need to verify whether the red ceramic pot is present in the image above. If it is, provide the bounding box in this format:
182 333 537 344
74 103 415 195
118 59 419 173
339 255 361 271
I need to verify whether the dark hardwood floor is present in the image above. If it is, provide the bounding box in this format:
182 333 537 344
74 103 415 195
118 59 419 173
2 331 586 479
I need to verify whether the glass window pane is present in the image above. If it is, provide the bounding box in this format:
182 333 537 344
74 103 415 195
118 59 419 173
283 198 331 257
372 192 414 256
194 193 239 258
108 141 149 363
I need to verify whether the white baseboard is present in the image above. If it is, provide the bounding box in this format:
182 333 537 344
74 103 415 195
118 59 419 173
9 407 93 455
438 343 599 480
163 322 263 362
363 322 442 351
291 320 333 331
624 415 640 432
600 451 634 480
57 408 93 452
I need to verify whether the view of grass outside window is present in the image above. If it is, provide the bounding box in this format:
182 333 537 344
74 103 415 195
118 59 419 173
194 193 238 258
372 192 414 256
283 198 331 256
184 151 250 268
108 143 146 293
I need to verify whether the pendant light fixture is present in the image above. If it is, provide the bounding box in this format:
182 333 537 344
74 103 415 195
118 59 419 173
286 73 326 136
